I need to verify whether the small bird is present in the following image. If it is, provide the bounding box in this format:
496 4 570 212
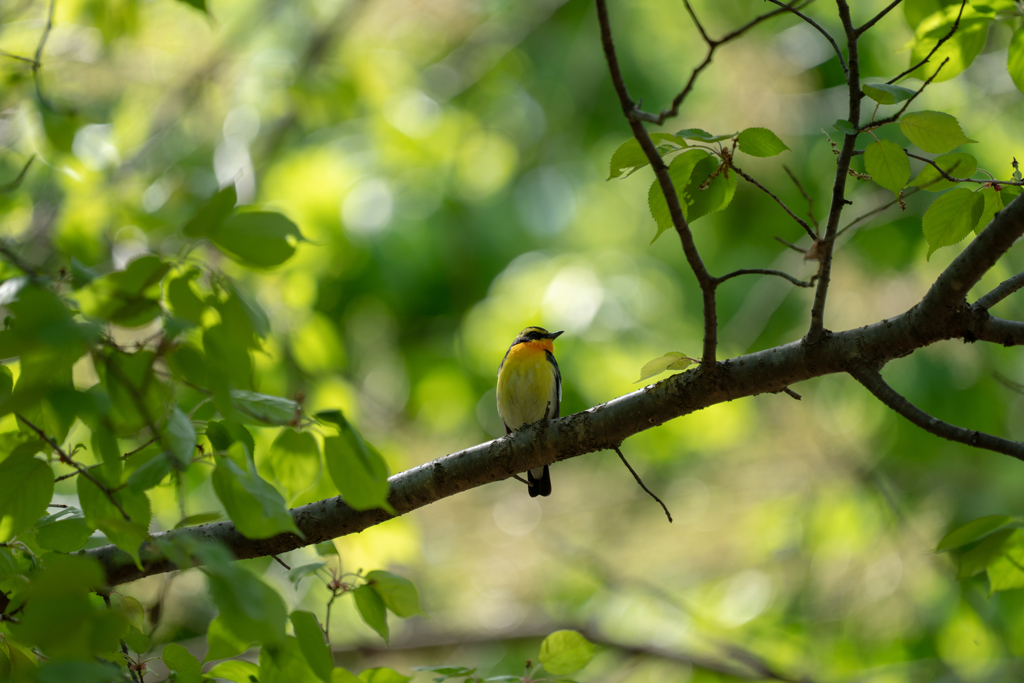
496 326 563 497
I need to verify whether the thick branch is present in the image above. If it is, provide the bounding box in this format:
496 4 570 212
850 366 1024 461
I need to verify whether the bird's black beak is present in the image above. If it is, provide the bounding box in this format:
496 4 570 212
547 331 564 339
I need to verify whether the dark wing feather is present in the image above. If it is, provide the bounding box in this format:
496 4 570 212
545 349 561 419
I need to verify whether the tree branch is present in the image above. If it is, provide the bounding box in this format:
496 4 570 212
764 0 849 76
886 0 966 84
715 269 813 288
596 0 719 368
806 0 861 343
84 189 1024 585
857 0 903 35
849 365 1024 461
729 162 816 238
628 0 806 125
976 272 1024 311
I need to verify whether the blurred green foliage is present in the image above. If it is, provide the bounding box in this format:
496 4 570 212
2 0 1024 681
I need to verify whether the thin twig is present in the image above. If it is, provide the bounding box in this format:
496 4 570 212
887 0 966 84
857 0 904 35
731 163 816 238
511 473 531 486
869 57 949 129
764 0 849 76
596 0 719 368
0 156 35 193
850 366 1024 461
53 437 157 482
806 0 862 343
0 49 38 66
32 0 60 113
835 187 923 238
17 414 132 521
630 0 808 125
976 272 1024 310
783 165 818 233
782 387 802 400
613 447 672 522
271 555 292 570
905 152 1023 187
716 269 814 288
774 236 807 253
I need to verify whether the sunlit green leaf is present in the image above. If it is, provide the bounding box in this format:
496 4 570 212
899 111 977 154
1009 26 1024 94
862 83 916 105
366 570 423 618
736 128 789 157
636 352 694 383
538 630 595 675
207 660 261 683
607 133 687 180
864 139 910 194
77 473 151 569
34 507 92 553
291 610 333 683
162 643 203 683
204 614 254 662
211 211 305 268
166 405 197 468
675 128 736 143
0 453 53 542
648 149 706 243
231 390 300 426
909 152 977 192
959 528 1015 579
922 187 985 257
358 668 411 683
212 457 302 539
288 562 328 588
323 419 391 512
354 585 389 642
268 429 321 503
937 514 1013 551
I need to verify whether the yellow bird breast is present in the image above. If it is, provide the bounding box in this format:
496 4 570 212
497 346 558 431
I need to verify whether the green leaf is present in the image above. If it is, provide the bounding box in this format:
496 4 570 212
76 255 170 327
288 562 328 588
959 528 1015 579
35 661 125 683
178 0 209 12
174 511 223 529
207 660 261 683
78 472 152 568
412 666 478 678
636 352 694 384
231 390 301 426
607 133 688 179
864 139 911 194
206 420 256 457
212 457 303 539
358 668 411 683
205 561 288 650
126 451 174 493
736 128 789 157
365 570 423 618
291 610 333 683
987 533 1024 593
333 668 363 683
674 128 736 143
647 149 737 242
167 405 197 468
538 630 595 675
268 428 321 503
162 643 203 683
166 270 206 324
183 184 237 238
0 453 53 542
833 119 858 136
210 212 305 268
862 83 916 105
91 423 122 483
1009 27 1024 94
354 584 389 642
205 615 254 662
937 514 1013 551
899 111 977 154
907 12 990 83
260 635 322 683
922 188 985 258
315 540 339 555
323 426 391 512
35 507 92 553
974 185 1002 235
125 627 151 654
909 152 978 192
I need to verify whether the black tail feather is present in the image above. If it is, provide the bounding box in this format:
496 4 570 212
527 465 552 497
